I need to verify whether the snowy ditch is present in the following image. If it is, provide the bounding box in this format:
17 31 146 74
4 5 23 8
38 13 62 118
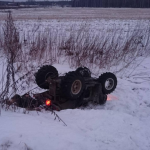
0 12 150 150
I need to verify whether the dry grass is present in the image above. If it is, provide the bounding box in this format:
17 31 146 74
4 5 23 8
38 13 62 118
22 22 150 70
1 13 150 71
0 12 150 101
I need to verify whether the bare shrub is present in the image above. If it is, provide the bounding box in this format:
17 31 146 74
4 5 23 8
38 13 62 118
19 21 149 79
1 13 150 102
0 28 3 51
58 23 150 73
24 29 59 66
1 12 21 99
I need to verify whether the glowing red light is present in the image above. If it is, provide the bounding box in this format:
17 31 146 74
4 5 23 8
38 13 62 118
46 100 51 106
107 95 118 101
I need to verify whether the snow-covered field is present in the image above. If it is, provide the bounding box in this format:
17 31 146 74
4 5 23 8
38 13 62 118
0 8 150 150
0 7 150 20
0 58 150 150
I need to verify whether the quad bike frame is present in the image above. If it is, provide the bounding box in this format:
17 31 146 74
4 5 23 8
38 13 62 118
8 66 117 111
34 66 117 111
43 76 107 110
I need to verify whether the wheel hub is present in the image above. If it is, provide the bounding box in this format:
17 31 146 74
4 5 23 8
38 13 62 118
105 78 114 90
71 80 82 95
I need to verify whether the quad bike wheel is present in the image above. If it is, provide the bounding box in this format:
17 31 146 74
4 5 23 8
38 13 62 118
76 67 91 77
61 71 85 100
98 72 117 94
35 65 58 89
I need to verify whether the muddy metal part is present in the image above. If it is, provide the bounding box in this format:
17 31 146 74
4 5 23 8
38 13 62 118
45 76 107 110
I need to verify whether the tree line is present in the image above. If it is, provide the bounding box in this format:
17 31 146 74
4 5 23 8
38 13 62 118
72 0 150 8
0 1 72 7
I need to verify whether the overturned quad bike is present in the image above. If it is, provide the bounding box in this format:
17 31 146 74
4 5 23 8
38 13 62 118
34 65 117 111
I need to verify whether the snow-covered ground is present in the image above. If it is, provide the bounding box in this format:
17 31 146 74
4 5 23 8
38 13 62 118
0 57 150 150
0 8 150 150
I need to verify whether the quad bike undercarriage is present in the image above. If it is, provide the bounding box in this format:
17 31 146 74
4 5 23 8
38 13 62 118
8 66 117 111
33 65 117 110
